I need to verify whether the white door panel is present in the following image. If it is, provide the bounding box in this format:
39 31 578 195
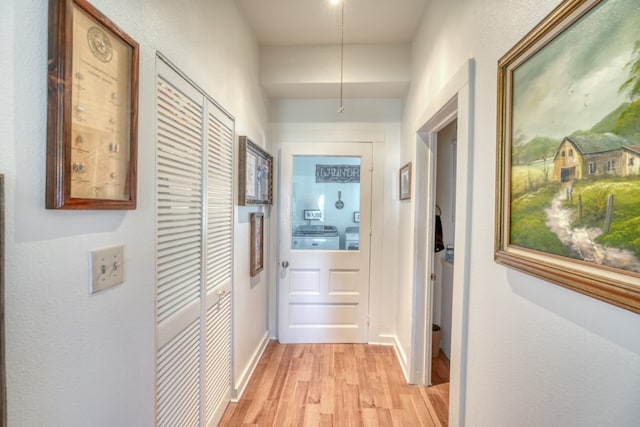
279 142 372 343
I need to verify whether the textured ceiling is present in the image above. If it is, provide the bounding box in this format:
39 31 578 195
237 0 429 46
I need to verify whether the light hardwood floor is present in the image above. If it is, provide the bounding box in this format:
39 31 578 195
431 350 450 386
219 341 449 426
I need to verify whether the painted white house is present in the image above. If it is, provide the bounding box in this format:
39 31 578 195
2 0 639 426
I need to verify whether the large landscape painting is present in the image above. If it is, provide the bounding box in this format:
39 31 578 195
509 0 640 274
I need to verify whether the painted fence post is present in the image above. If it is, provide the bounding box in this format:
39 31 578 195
578 194 582 223
604 194 614 234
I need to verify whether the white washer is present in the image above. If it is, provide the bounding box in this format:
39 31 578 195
291 235 339 250
292 225 340 250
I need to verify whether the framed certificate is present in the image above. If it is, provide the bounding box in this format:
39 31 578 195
238 136 273 206
46 0 139 209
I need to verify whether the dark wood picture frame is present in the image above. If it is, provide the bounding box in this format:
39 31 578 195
250 212 264 277
238 136 273 206
399 162 412 201
495 0 640 313
47 0 139 209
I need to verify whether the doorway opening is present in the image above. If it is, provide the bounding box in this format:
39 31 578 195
411 59 474 427
431 119 457 386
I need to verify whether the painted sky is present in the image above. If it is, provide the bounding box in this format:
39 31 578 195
512 0 640 141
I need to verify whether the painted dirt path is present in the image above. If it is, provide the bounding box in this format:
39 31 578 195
544 190 640 273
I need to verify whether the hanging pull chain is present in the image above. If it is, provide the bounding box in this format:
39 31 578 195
338 0 345 113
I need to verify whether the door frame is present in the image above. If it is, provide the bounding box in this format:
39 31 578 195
411 59 475 427
270 125 390 344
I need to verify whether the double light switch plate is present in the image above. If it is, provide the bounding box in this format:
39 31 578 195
90 245 125 294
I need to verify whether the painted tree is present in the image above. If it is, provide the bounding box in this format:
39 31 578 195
619 40 640 101
615 40 640 141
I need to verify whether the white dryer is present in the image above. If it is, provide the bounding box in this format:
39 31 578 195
345 226 359 250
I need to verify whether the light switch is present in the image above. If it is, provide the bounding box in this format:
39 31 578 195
90 245 125 294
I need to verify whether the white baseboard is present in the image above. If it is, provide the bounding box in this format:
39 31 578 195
390 335 410 382
206 395 230 427
232 331 270 402
369 334 411 382
371 334 397 346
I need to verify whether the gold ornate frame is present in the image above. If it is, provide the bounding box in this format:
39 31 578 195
495 0 640 313
1 174 5 427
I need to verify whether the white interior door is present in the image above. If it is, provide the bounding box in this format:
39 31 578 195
279 142 372 343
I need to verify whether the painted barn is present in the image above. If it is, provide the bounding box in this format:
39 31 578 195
553 132 638 182
623 145 640 176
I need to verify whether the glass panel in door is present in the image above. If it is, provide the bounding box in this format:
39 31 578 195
291 156 361 251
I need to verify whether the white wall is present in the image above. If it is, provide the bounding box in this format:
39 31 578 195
399 0 640 425
3 0 268 425
261 44 411 98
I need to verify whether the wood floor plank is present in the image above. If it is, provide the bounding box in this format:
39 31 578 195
220 341 449 427
267 344 294 400
422 384 449 426
356 359 376 409
291 380 310 426
375 408 393 426
319 375 334 415
431 350 451 386
361 407 378 426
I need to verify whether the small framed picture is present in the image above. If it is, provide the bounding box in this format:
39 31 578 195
250 212 264 277
399 162 412 201
353 212 360 223
239 136 273 206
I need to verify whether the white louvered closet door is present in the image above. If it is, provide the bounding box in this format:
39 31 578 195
155 58 234 427
203 100 234 426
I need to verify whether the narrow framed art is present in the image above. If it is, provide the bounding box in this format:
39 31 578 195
495 0 640 313
238 137 273 206
47 0 139 209
250 212 264 277
399 162 412 201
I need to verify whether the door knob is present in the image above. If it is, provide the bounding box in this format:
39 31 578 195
281 261 290 268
